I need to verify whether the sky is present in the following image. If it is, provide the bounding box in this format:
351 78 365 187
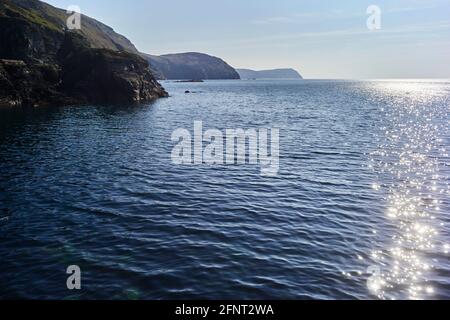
44 0 450 79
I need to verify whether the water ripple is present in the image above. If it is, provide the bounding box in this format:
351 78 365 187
0 80 449 299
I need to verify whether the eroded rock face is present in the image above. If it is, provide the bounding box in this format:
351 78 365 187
60 49 168 104
0 0 168 107
0 59 71 107
58 33 168 105
0 17 63 64
0 37 168 107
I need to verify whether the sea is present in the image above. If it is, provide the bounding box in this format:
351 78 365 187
0 79 449 300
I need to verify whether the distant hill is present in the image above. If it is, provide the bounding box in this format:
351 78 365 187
142 52 240 80
237 68 303 80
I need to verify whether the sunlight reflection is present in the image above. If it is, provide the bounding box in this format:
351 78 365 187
365 81 449 300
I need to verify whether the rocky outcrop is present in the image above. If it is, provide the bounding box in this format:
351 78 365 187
0 59 71 107
237 68 303 80
58 33 167 105
143 52 240 80
0 0 167 107
0 0 139 54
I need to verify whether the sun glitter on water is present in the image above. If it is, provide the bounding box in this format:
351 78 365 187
365 81 449 300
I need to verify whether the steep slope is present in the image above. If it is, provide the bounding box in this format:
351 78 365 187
143 52 240 80
0 0 167 107
237 68 303 80
0 0 138 58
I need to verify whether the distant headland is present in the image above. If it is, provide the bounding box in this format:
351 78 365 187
142 52 240 81
237 68 303 80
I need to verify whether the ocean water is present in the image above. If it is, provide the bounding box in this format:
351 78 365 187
0 80 449 300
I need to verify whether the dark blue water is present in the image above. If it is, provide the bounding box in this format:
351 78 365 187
1 80 449 300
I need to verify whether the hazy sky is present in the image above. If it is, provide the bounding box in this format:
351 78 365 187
44 0 450 79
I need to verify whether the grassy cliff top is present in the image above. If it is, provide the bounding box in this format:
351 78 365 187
0 0 139 53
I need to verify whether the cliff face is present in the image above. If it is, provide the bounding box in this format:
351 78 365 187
237 68 303 80
0 59 66 107
143 52 240 80
0 0 167 107
57 33 167 105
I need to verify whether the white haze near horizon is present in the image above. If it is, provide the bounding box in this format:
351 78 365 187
44 0 450 79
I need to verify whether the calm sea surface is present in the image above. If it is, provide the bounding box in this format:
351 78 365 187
0 80 449 300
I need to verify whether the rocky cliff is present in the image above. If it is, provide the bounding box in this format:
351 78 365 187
143 52 240 80
0 0 167 107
